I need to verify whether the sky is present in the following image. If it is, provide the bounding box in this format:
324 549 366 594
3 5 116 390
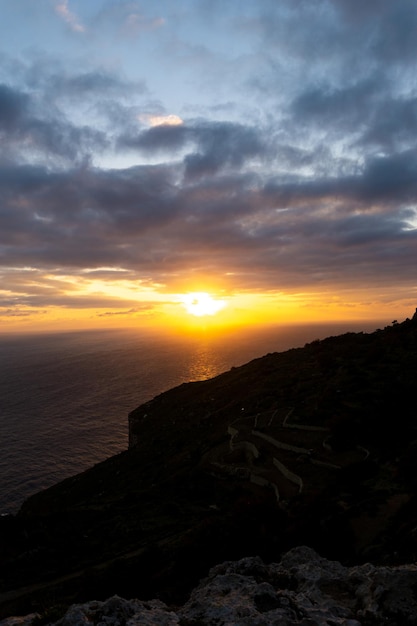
1 0 417 333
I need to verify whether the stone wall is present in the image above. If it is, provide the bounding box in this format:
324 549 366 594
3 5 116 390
272 457 303 492
252 430 310 455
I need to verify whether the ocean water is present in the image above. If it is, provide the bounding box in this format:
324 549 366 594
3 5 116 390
0 321 382 513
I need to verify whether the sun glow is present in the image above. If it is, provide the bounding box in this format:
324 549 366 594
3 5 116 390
179 292 226 317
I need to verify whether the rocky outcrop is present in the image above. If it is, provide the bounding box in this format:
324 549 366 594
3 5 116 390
4 547 417 626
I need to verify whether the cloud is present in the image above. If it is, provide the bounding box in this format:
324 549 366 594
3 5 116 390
54 0 85 33
1 56 149 152
47 70 144 101
0 308 45 318
1 147 416 305
1 1 417 318
0 84 29 129
120 120 266 178
290 76 384 132
97 305 158 317
0 80 109 165
147 114 183 127
122 12 165 37
359 96 417 151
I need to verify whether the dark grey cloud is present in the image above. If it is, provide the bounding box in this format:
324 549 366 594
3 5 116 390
290 74 417 157
0 81 108 163
184 122 265 179
250 0 417 163
263 150 417 214
0 84 29 129
291 76 383 131
121 123 189 152
24 61 148 113
359 96 417 151
0 54 148 167
358 151 417 202
49 70 143 98
1 146 416 297
120 120 266 178
257 0 417 69
364 0 417 63
0 162 181 269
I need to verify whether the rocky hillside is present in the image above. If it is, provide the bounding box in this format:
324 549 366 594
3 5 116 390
1 312 417 619
4 547 417 625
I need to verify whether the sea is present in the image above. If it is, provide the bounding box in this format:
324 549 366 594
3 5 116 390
0 321 383 514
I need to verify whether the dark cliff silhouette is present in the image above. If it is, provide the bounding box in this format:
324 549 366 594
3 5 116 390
1 312 417 618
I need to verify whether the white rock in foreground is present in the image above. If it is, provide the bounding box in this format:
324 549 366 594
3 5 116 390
3 546 417 625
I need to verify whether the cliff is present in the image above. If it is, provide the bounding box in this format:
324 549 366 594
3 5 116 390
1 313 417 619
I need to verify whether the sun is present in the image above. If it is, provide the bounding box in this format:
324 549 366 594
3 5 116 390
179 292 226 317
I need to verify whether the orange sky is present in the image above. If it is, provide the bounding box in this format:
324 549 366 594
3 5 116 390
2 280 414 335
1 2 417 335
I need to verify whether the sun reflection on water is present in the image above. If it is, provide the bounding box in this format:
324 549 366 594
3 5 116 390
186 343 224 381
